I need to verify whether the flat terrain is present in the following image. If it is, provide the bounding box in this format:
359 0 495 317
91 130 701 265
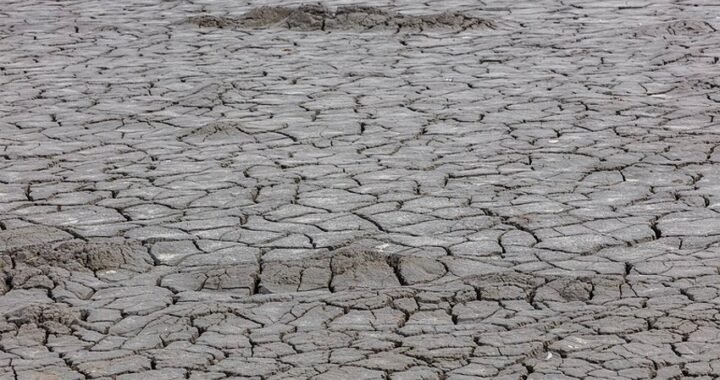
2 0 720 379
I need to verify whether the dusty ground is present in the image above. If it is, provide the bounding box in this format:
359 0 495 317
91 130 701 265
2 0 720 379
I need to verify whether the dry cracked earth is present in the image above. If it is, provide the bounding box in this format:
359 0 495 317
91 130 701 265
2 0 720 379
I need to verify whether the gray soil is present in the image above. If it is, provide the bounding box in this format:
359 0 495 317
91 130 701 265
188 4 494 31
2 0 720 378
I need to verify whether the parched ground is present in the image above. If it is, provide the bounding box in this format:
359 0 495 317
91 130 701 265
1 0 720 379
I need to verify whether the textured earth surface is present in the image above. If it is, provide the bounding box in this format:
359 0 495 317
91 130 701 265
2 0 720 379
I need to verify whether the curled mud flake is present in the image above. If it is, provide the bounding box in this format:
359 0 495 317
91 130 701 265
186 15 239 28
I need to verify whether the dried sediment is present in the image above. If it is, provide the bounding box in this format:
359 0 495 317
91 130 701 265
187 4 494 31
8 239 153 273
0 239 154 295
4 0 720 377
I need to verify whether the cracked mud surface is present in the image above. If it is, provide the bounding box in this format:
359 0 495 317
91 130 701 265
2 0 720 378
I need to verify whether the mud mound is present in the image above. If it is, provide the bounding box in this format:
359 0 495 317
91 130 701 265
189 5 494 31
330 249 400 291
392 255 447 285
638 20 716 37
240 5 293 27
5 304 80 334
1 240 154 294
257 248 404 294
664 20 716 35
180 121 255 145
258 257 331 294
465 271 544 301
0 225 72 252
161 264 259 296
8 239 153 273
186 15 239 28
0 257 9 295
534 277 592 302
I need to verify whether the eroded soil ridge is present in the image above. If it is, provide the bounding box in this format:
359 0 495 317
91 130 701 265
188 4 494 31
